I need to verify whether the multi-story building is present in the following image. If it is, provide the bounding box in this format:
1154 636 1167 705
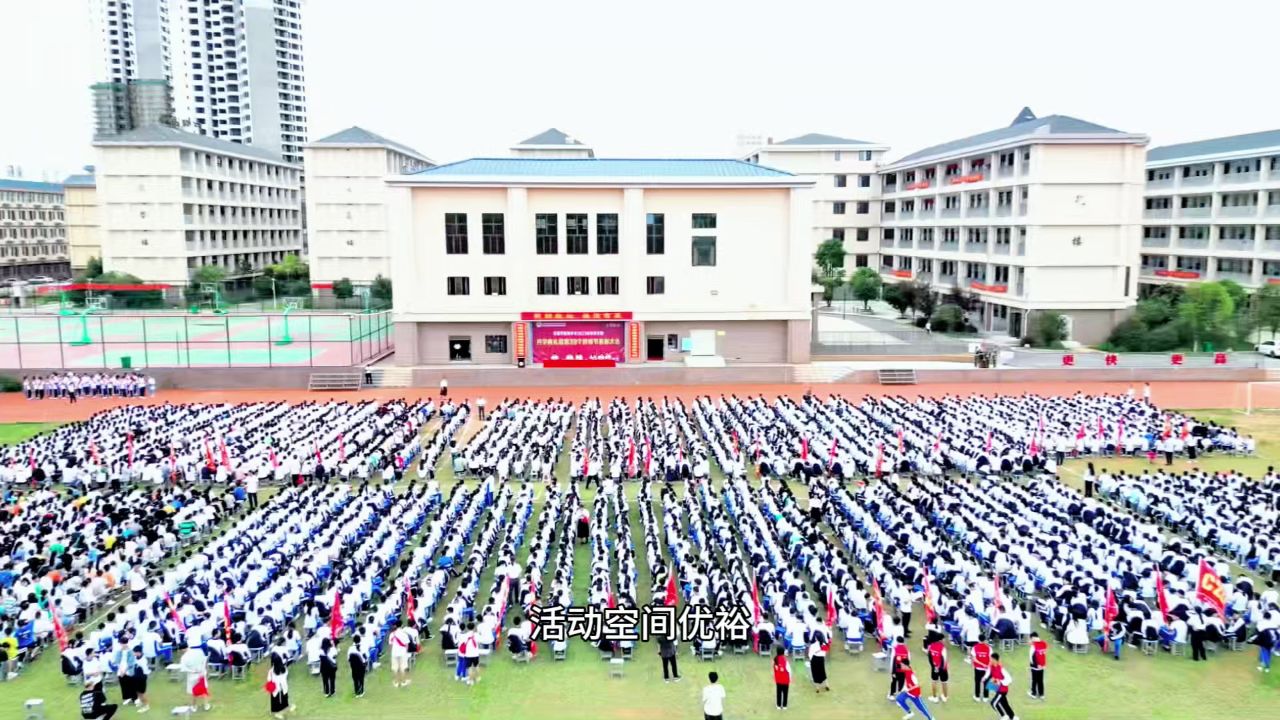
1139 129 1280 290
510 129 595 158
745 134 888 267
385 157 814 366
89 0 307 164
0 179 71 281
93 125 303 282
305 127 434 284
63 171 102 275
877 108 1147 343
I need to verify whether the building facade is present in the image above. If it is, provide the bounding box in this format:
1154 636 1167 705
509 128 595 159
89 0 307 164
305 127 434 284
745 133 888 267
63 172 102 275
385 158 814 366
93 126 303 282
877 109 1148 343
1140 129 1280 290
0 180 72 280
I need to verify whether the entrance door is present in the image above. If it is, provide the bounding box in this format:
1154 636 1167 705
1010 311 1023 339
646 337 665 361
448 337 472 361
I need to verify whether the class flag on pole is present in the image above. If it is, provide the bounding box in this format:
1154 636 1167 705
404 579 416 622
1196 559 1227 618
329 589 343 639
923 569 937 624
800 438 809 461
665 573 678 607
222 593 233 644
825 586 837 628
750 578 762 653
874 441 884 478
338 432 346 462
126 432 135 468
1154 566 1171 624
627 437 636 476
163 591 187 633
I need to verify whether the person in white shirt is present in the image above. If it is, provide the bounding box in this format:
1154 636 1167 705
702 671 727 720
388 619 415 687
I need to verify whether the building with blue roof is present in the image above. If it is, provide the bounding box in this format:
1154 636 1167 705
0 178 71 281
382 148 816 368
875 108 1149 344
1140 128 1280 291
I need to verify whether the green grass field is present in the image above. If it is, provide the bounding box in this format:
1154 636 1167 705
0 422 62 446
1 410 1278 720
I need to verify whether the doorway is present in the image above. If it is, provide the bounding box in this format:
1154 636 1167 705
1010 311 1023 339
646 337 665 361
448 337 472 361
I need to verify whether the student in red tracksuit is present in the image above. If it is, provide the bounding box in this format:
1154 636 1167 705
772 647 791 710
1028 632 1048 700
894 660 934 720
926 638 950 703
970 639 992 702
983 652 1016 719
887 636 910 699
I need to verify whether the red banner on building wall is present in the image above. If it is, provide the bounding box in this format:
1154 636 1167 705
520 311 633 321
531 321 625 363
513 322 527 359
627 322 641 360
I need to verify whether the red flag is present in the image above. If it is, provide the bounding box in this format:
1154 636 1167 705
1196 559 1226 618
269 446 278 469
932 432 941 454
528 577 540 658
870 579 886 639
88 438 100 465
1028 426 1039 456
825 587 837 628
874 441 884 478
163 591 187 633
923 570 937 624
1075 425 1086 441
219 437 230 468
1102 588 1118 650
126 432 135 468
1116 417 1125 448
50 606 69 652
1180 421 1190 441
800 438 808 461
751 578 762 653
222 593 233 644
607 591 617 609
1154 566 1171 624
993 573 1004 612
828 436 838 463
984 429 993 454
1096 417 1104 439
753 436 762 461
203 436 214 469
1162 416 1173 440
338 432 346 462
581 446 590 478
329 590 343 639
404 579 415 622
731 430 740 459
896 427 904 455
313 439 322 467
665 573 678 607
169 444 177 479
627 437 636 476
678 442 685 468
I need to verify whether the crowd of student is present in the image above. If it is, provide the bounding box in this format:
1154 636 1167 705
22 373 154 401
3 391 1277 720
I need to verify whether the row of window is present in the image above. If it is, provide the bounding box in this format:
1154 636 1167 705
0 209 64 221
831 202 870 215
1146 158 1280 182
0 192 61 204
445 275 668 296
0 227 65 240
441 212 717 257
1141 255 1280 276
1144 225 1280 241
882 255 1016 283
0 244 66 258
882 148 1032 188
832 175 873 189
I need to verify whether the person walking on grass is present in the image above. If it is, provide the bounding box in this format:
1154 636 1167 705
808 628 830 693
1027 632 1048 700
389 619 414 687
318 638 338 698
926 636 949 703
347 634 367 698
895 659 933 720
984 651 1017 719
702 671 726 720
773 646 791 710
658 632 680 683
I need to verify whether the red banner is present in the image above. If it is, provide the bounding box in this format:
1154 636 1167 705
521 311 632 321
513 322 527 359
1155 269 1200 279
532 321 625 363
627 322 641 360
970 281 1008 293
891 270 913 278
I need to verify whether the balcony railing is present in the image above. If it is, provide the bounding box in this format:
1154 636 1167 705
1225 171 1260 184
967 206 990 218
1140 266 1169 278
1216 271 1254 284
940 208 961 219
939 241 959 251
1176 237 1210 250
1217 238 1256 252
1263 239 1280 253
1267 204 1280 216
994 243 1011 255
1144 208 1173 219
1016 242 1026 256
882 238 894 248
1180 206 1211 218
964 242 988 254
1182 174 1213 187
1017 203 1028 215
1220 205 1259 218
899 240 914 250
994 205 1013 217
1146 178 1175 190
938 274 957 285
917 240 935 250
1142 236 1172 248
997 165 1015 178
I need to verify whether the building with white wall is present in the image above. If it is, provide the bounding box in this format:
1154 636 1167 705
877 108 1148 343
0 179 71 280
745 134 888 267
1139 129 1280 290
93 125 302 282
510 129 595 158
63 172 101 275
385 158 814 366
89 0 307 164
305 127 434 284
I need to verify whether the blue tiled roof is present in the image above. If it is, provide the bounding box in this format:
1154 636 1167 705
0 178 63 193
62 174 96 188
410 158 794 178
1147 129 1280 163
893 113 1133 165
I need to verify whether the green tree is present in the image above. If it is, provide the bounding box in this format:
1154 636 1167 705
85 256 103 279
1218 279 1248 313
910 279 936 320
269 253 309 281
1179 281 1235 351
1029 311 1068 348
819 269 845 307
814 238 846 279
883 282 912 317
848 267 881 311
191 264 226 285
1258 283 1280 340
929 304 965 332
333 277 355 300
1134 296 1178 327
371 274 393 304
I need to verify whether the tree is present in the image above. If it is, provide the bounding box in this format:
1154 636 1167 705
1258 283 1280 340
910 279 936 320
371 274 393 304
848 267 881 311
1028 311 1068 348
191 264 226 285
1134 296 1178 327
819 269 845 307
814 238 846 279
235 258 253 276
333 277 355 300
1179 281 1235 351
1218 279 1248 313
883 283 912 317
85 256 103 279
929 304 965 332
943 286 980 313
269 253 309 281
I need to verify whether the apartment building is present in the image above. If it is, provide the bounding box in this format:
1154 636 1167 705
93 125 303 281
877 108 1147 343
63 172 102 275
1139 129 1280 289
745 134 888 267
305 127 434 284
384 157 814 366
510 128 595 158
0 179 71 280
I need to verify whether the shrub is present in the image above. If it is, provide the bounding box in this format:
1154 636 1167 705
333 277 355 300
929 304 965 332
0 375 22 392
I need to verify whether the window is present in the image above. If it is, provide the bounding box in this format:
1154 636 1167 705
535 214 558 254
446 276 470 295
596 214 618 254
692 213 717 229
566 214 588 254
856 202 869 214
856 228 869 242
833 151 842 161
859 175 871 188
536 276 559 295
483 276 506 296
854 255 868 268
646 213 665 254
883 228 895 241
482 213 505 254
567 276 590 295
597 276 619 295
444 213 468 254
831 228 845 242
859 151 873 161
833 202 846 215
692 237 717 266
834 175 847 188
646 276 665 294
484 335 508 354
